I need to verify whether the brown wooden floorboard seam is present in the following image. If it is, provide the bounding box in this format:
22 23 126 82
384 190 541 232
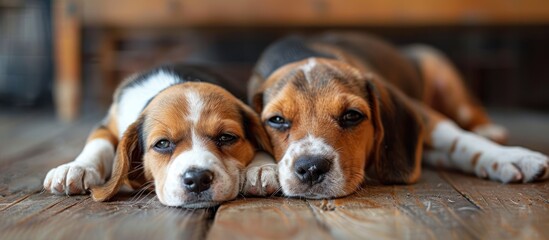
0 193 33 212
199 207 218 240
14 196 88 226
388 185 436 229
405 185 445 225
390 195 441 237
394 170 482 239
303 198 332 232
431 195 483 238
48 196 90 218
438 170 483 210
12 196 72 225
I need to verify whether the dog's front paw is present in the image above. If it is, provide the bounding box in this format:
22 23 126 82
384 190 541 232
476 147 548 183
43 163 104 195
242 164 280 196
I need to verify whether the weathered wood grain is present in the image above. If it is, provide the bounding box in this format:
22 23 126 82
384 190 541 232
0 119 95 197
0 192 212 240
305 170 482 240
441 171 549 239
207 197 332 240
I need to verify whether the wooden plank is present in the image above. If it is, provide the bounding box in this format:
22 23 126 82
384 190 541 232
441 171 549 239
0 192 212 239
207 198 332 239
0 132 87 198
82 0 549 27
306 169 482 239
0 114 98 199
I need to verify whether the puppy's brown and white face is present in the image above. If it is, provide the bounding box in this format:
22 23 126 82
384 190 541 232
255 58 377 198
127 83 263 208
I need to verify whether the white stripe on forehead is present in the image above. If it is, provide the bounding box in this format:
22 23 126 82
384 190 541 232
300 58 317 84
185 90 205 124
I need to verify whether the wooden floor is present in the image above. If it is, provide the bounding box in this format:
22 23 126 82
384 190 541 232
0 109 548 240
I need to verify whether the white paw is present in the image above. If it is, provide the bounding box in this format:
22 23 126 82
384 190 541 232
475 147 548 183
43 162 104 195
242 164 280 196
473 124 508 144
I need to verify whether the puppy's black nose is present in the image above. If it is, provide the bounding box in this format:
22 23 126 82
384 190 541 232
182 169 214 193
294 155 332 185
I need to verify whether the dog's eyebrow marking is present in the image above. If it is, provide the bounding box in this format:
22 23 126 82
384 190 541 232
301 58 317 84
185 90 204 124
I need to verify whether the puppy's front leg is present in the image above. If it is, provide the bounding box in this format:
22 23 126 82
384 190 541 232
241 151 280 196
43 125 116 195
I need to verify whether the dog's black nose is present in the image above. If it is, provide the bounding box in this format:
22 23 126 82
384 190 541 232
294 155 332 185
182 169 214 193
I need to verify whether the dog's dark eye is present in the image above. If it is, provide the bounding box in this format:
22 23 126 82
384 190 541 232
267 116 290 131
154 139 174 153
216 133 238 146
339 109 364 128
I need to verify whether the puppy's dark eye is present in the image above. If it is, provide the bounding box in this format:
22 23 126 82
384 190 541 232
267 116 290 131
154 139 174 153
216 133 238 146
339 109 364 128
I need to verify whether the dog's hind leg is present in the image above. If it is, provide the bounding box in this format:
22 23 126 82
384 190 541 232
404 45 507 144
419 104 548 183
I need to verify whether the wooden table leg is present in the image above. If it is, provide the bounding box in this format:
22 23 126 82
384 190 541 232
99 31 116 108
53 0 81 122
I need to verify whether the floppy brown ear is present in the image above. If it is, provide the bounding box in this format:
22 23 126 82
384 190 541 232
366 80 423 184
239 102 273 155
251 92 264 114
91 118 146 201
247 73 267 114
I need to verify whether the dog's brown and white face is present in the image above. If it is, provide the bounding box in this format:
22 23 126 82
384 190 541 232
254 58 376 198
252 58 423 198
95 82 269 208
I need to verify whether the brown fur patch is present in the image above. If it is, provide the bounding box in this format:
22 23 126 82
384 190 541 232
492 162 498 171
449 138 458 154
471 152 481 167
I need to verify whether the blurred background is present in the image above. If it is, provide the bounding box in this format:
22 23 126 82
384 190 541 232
1 0 548 123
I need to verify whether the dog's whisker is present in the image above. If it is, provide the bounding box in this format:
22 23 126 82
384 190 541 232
130 182 154 202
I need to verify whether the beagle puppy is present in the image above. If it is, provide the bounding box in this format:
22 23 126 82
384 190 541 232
44 65 271 208
248 33 549 199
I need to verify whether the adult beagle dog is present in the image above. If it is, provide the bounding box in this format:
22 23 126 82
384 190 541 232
44 65 271 208
248 33 549 199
